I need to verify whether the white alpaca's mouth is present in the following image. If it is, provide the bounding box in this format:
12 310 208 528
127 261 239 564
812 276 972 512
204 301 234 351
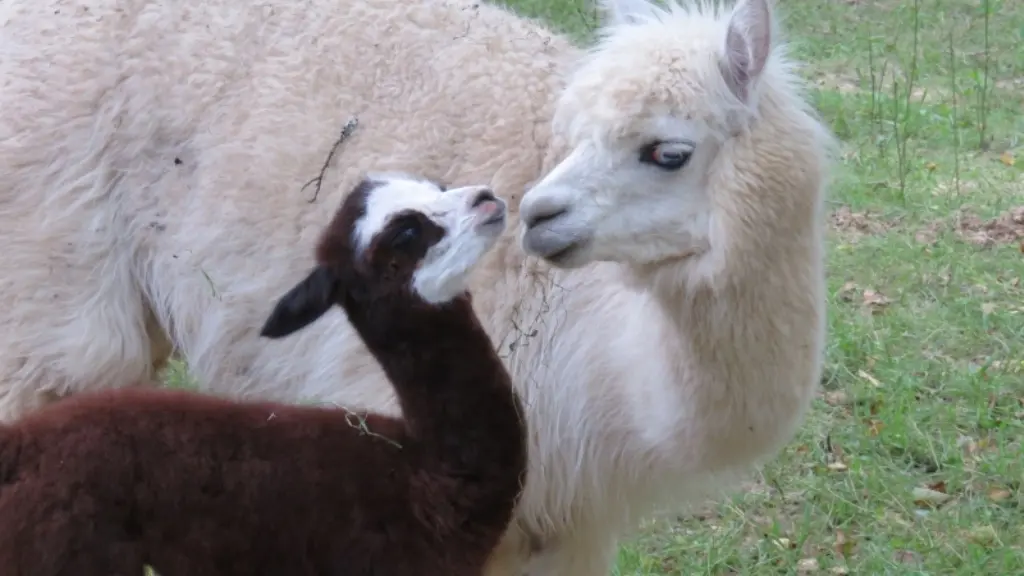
546 242 580 264
530 236 593 269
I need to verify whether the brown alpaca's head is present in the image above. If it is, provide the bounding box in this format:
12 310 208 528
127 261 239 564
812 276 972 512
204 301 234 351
259 172 507 339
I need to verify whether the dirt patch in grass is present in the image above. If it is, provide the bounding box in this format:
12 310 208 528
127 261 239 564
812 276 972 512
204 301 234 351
955 206 1024 247
913 206 1024 248
829 205 897 241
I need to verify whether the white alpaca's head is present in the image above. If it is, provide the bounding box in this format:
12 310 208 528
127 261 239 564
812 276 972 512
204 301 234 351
260 173 506 338
520 0 799 269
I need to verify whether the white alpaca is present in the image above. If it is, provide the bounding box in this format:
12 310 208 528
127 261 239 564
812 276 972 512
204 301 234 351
0 0 832 574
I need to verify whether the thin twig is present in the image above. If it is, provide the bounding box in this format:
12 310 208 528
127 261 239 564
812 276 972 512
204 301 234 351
338 405 403 450
301 116 360 203
949 27 961 198
978 0 991 150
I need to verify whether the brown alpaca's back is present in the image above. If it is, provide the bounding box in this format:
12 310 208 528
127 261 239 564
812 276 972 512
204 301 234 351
0 378 524 575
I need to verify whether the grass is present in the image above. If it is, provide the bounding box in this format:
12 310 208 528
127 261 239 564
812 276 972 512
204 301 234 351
164 0 1024 573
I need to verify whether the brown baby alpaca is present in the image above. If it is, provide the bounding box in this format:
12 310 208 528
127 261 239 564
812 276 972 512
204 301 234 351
0 175 527 576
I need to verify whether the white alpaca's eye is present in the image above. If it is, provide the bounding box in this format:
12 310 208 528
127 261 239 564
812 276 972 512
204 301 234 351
640 141 694 171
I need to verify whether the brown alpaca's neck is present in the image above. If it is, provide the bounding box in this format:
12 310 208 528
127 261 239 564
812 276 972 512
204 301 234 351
340 291 525 479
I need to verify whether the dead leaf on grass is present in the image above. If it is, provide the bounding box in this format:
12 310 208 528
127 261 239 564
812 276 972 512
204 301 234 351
958 434 979 458
773 537 798 550
822 435 849 472
837 281 858 302
829 567 850 576
826 461 849 472
965 525 999 547
864 418 884 436
833 530 856 559
912 483 951 508
914 226 939 246
958 435 1000 459
999 151 1016 166
824 390 850 406
796 558 819 573
892 550 922 566
861 289 890 313
988 487 1012 502
857 369 883 388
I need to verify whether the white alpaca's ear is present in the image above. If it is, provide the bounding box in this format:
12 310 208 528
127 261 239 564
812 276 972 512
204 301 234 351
599 0 663 26
721 0 773 102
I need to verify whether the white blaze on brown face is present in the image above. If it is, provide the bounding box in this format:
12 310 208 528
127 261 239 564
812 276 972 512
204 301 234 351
354 172 508 304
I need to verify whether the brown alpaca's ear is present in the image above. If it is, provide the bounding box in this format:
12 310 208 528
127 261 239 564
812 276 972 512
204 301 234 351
260 265 339 339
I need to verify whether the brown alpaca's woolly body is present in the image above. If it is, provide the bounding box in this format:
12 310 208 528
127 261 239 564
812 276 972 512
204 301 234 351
0 180 527 576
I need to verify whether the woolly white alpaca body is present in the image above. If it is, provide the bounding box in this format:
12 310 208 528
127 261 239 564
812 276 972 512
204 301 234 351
0 0 830 574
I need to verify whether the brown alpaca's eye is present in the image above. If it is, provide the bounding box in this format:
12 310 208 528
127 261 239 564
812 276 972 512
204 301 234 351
640 141 694 171
391 221 420 250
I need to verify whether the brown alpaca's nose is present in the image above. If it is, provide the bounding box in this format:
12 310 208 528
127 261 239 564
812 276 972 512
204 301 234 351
470 189 497 208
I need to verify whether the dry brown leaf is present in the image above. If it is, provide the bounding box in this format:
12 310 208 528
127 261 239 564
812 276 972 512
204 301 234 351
773 537 797 550
892 550 921 565
957 435 979 457
833 530 856 558
861 289 891 312
913 485 951 507
925 161 938 171
927 480 948 493
796 558 819 573
865 418 884 436
999 151 1016 166
915 228 938 245
966 525 998 546
838 281 858 302
824 391 850 406
857 370 883 388
988 488 1012 502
